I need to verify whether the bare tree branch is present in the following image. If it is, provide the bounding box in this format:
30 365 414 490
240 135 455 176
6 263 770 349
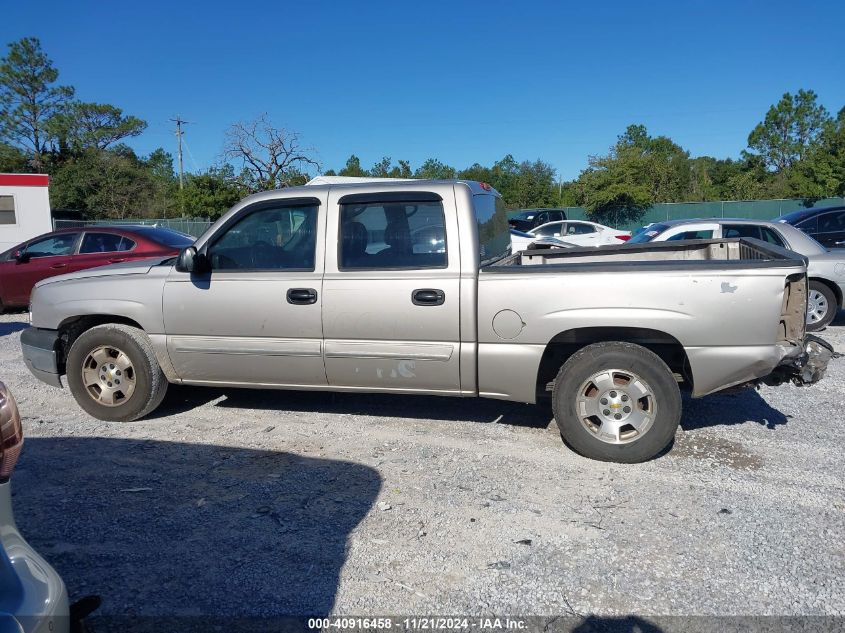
222 114 320 192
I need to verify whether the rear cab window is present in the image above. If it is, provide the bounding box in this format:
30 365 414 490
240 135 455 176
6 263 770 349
627 223 670 244
722 225 761 239
474 192 510 266
666 230 713 241
760 227 786 247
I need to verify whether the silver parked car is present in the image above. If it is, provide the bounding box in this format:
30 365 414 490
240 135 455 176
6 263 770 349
21 181 832 463
628 218 845 331
0 382 69 633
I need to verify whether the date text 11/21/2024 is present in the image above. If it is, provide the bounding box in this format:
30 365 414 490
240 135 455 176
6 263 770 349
307 617 528 630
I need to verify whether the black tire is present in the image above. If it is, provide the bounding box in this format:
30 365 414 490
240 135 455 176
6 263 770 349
66 324 168 422
806 280 837 332
552 341 681 463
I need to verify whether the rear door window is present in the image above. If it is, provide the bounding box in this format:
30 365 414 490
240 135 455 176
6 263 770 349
818 211 845 233
567 222 597 235
339 201 447 269
533 222 564 237
795 216 819 234
80 233 136 254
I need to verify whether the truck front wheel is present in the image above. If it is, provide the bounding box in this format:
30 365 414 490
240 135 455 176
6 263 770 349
66 324 168 422
552 342 681 463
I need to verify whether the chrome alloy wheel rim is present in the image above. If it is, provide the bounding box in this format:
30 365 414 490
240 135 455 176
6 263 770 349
81 345 136 407
807 289 829 324
575 369 656 444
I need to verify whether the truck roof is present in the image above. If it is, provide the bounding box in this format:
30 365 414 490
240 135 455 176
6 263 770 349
301 176 500 197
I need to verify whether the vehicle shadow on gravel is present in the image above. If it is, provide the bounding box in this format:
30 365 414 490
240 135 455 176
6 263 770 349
680 390 788 431
151 385 555 429
0 320 28 336
14 437 381 620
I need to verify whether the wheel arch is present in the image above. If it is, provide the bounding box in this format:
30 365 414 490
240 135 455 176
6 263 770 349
534 326 691 400
809 277 843 307
56 314 146 373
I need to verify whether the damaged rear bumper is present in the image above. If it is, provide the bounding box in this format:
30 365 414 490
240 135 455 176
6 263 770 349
760 335 836 387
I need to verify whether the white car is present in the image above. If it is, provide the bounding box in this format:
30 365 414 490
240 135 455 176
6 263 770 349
510 220 631 251
627 218 845 331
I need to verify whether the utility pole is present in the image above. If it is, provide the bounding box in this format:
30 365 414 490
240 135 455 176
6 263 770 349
170 116 191 190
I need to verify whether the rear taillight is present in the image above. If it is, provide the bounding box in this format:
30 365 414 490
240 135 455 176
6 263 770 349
615 235 631 241
0 382 23 482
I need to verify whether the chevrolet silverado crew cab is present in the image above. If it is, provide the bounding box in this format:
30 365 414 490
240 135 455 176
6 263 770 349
21 180 833 462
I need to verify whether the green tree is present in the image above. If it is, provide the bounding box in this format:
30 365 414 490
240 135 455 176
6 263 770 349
177 166 245 219
747 90 831 173
573 124 692 223
509 159 558 208
0 141 27 172
50 147 156 218
48 101 146 152
368 157 412 178
414 158 457 180
787 106 845 199
0 37 73 171
337 154 368 177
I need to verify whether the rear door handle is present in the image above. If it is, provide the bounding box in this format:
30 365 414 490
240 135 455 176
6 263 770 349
412 288 445 306
50 263 68 269
109 258 127 264
286 287 318 305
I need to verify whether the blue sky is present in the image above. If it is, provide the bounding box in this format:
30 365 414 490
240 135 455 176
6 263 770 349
3 0 844 180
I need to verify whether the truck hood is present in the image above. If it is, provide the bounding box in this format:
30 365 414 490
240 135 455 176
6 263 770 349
34 256 175 288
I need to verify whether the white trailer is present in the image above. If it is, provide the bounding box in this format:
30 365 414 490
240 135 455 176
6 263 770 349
0 174 53 253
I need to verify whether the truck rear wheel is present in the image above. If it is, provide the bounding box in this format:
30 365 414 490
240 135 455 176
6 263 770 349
66 324 168 422
552 342 681 463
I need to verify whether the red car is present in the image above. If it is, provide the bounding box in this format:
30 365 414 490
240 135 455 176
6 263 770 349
0 226 194 310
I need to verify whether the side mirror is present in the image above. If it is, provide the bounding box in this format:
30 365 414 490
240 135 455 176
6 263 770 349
176 246 210 274
14 251 30 264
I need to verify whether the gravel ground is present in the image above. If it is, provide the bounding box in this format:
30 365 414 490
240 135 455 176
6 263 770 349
2 311 844 623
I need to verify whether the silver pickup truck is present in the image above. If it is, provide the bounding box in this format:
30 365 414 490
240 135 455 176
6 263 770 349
21 180 833 462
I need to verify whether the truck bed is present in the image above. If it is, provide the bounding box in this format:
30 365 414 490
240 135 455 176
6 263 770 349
493 237 804 269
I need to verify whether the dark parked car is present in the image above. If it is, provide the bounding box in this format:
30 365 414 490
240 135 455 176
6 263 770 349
507 208 567 232
0 226 194 311
775 206 845 249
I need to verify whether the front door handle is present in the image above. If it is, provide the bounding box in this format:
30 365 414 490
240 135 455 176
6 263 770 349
412 288 445 306
50 263 68 270
109 257 127 264
287 287 318 305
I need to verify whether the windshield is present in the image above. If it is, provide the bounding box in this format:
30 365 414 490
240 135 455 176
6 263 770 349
133 227 195 248
627 223 670 244
474 193 511 266
513 211 535 221
777 209 816 224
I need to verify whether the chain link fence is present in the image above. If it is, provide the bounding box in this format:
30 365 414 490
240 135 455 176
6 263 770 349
53 218 213 237
509 196 845 230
